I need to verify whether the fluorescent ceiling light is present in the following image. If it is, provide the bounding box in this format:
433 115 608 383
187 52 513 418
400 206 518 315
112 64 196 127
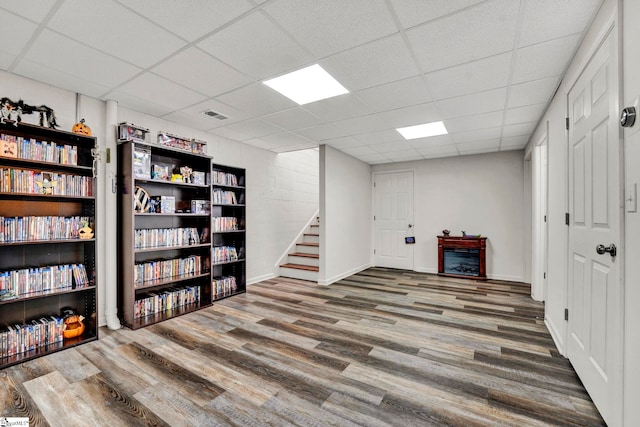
263 64 349 105
396 121 448 140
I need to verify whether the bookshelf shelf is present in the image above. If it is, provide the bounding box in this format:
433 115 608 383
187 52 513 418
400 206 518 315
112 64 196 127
211 163 246 301
0 121 98 369
118 140 213 329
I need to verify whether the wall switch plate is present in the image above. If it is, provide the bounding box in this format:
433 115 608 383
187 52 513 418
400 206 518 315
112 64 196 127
627 183 637 213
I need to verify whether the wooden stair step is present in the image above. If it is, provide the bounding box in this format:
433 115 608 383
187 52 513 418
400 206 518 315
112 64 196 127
280 263 319 272
289 252 319 258
304 233 319 237
310 224 319 227
297 242 319 247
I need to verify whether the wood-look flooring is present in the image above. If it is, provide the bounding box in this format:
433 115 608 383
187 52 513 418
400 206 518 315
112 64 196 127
0 268 605 426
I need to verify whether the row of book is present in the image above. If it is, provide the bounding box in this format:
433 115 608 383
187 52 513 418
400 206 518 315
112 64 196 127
211 171 239 187
212 189 238 205
213 276 237 299
0 264 90 301
213 246 238 264
0 168 93 196
134 227 202 249
0 216 91 243
134 285 200 319
134 255 204 286
212 217 239 232
0 316 64 358
1 134 79 165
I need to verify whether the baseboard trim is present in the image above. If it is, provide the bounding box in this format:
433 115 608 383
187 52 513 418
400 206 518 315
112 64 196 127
414 267 523 283
319 263 372 286
247 272 276 285
545 316 566 356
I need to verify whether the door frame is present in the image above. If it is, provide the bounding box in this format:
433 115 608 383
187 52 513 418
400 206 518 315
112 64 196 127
372 169 416 270
531 126 549 301
564 20 624 425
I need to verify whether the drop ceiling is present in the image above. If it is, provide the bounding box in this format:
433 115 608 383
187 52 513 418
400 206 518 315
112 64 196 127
0 0 602 164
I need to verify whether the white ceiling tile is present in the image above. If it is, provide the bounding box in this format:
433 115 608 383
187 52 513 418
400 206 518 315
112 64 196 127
512 35 580 83
355 76 433 112
391 0 486 29
504 103 547 125
264 0 397 58
152 48 251 97
48 0 186 68
322 136 366 150
416 144 459 157
443 110 504 133
425 52 511 100
457 139 500 152
423 151 461 160
437 88 507 119
502 122 537 138
258 132 315 148
353 129 404 145
371 140 415 153
272 142 318 153
0 1 57 22
0 10 38 56
223 118 285 141
407 0 519 72
14 59 111 99
356 152 392 164
508 77 559 108
377 102 441 128
102 90 173 117
383 149 423 162
210 126 254 142
333 114 392 136
518 0 602 47
244 138 280 151
339 145 381 157
161 110 224 131
321 35 420 91
25 29 142 90
197 12 313 80
302 93 374 123
452 127 502 144
409 134 455 149
120 0 254 42
216 83 297 116
117 73 207 111
295 124 349 141
501 135 530 148
0 52 15 70
261 107 325 131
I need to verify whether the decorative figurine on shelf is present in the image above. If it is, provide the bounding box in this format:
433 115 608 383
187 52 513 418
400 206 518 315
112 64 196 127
170 173 183 182
36 174 57 194
180 165 193 184
78 221 94 239
462 231 481 238
148 198 159 214
62 309 85 339
0 97 58 128
442 229 450 236
72 118 92 136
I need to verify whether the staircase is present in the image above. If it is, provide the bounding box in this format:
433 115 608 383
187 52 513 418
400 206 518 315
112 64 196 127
279 218 319 282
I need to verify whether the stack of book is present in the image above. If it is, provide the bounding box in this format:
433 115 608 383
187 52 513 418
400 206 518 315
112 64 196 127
0 264 89 300
134 285 200 319
134 227 201 249
0 316 64 357
0 216 91 242
134 255 204 285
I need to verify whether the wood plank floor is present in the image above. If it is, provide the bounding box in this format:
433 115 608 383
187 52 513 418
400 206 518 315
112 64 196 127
0 268 605 426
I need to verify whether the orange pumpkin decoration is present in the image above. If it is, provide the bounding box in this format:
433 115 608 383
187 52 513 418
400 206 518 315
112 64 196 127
63 314 85 339
72 118 92 136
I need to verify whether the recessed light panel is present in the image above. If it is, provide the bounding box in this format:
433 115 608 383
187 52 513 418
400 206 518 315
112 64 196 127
263 64 349 105
396 121 448 140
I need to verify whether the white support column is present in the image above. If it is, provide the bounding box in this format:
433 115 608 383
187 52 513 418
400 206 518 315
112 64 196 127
103 99 121 330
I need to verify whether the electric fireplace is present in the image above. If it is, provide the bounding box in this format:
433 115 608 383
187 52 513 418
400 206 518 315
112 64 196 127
438 236 487 279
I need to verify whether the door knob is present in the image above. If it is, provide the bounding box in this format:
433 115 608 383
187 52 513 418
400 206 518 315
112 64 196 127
596 243 617 257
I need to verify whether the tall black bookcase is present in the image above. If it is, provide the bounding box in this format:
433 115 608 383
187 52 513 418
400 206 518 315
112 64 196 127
0 121 98 368
117 140 213 329
211 163 246 299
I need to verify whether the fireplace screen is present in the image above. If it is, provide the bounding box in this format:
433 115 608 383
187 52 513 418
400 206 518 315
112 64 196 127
443 248 480 276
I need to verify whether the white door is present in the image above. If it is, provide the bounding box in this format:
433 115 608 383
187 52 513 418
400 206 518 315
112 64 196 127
567 29 623 426
374 171 414 270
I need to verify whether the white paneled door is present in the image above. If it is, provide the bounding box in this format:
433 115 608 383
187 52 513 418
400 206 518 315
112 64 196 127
374 171 414 270
567 29 623 426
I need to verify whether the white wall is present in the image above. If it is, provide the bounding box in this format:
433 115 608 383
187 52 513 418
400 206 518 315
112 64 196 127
0 71 319 327
372 150 525 282
319 145 372 285
622 0 640 424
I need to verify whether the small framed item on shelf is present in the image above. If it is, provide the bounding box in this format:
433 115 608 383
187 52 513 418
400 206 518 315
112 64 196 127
191 200 209 214
133 147 151 179
192 171 205 185
152 196 175 213
118 122 149 143
0 139 17 158
151 164 170 181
